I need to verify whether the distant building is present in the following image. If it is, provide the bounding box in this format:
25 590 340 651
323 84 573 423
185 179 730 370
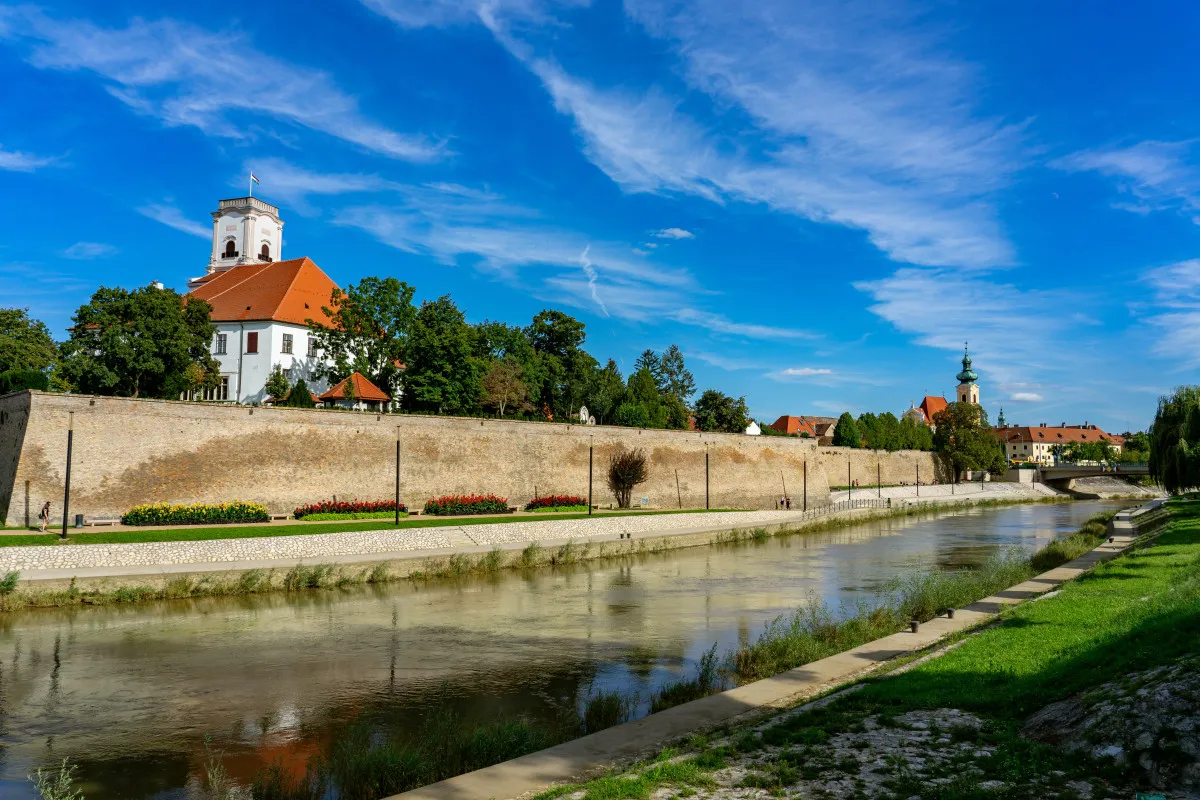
993 421 1124 465
186 196 340 404
318 372 391 412
902 344 979 431
745 421 762 436
769 415 838 443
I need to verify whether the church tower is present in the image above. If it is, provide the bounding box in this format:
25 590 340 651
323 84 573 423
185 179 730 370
955 343 980 405
196 196 284 286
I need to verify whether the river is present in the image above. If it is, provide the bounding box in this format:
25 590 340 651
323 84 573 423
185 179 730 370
0 500 1130 798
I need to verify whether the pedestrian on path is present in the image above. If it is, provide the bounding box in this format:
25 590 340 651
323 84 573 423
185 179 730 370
785 497 791 510
38 501 50 532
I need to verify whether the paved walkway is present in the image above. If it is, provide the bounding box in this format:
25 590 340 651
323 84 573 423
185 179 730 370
388 509 1150 800
838 480 1060 504
4 505 873 581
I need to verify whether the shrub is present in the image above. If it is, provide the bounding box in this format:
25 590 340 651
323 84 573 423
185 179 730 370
423 494 509 516
294 499 407 519
0 369 49 394
121 500 270 526
281 378 316 408
525 494 587 511
607 447 648 508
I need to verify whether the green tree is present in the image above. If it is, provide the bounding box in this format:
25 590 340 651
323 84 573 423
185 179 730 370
614 401 651 428
1149 387 1200 493
693 389 750 433
586 359 626 424
832 412 861 448
524 309 590 419
659 344 695 406
60 284 217 398
625 367 667 428
265 364 291 401
308 276 414 398
281 378 316 408
932 402 1006 479
634 349 663 389
403 296 481 415
0 308 58 375
898 415 934 451
481 357 532 417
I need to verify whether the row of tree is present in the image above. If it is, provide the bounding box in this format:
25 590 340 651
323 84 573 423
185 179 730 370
1150 386 1200 494
0 279 757 434
830 411 935 451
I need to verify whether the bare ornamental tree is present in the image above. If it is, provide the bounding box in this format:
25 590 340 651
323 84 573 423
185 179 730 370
607 447 649 508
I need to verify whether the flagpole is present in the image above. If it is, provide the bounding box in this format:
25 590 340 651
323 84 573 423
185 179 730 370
249 171 253 198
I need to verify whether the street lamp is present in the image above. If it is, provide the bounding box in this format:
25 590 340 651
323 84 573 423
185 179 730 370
394 426 401 526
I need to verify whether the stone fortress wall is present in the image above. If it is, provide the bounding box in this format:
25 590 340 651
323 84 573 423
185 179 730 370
0 392 946 527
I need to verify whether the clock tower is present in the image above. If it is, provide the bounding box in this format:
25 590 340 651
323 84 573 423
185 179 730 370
955 343 980 405
192 196 284 287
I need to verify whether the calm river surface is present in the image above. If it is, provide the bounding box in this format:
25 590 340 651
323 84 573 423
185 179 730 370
0 500 1130 798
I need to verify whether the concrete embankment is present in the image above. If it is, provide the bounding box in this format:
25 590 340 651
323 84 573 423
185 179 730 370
386 499 1162 800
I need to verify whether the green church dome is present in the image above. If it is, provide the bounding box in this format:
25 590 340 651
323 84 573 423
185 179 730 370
956 344 978 384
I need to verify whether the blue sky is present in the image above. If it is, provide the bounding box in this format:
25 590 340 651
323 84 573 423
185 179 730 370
0 0 1194 432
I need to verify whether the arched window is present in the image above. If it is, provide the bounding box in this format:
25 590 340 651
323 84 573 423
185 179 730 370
224 241 237 258
260 243 271 262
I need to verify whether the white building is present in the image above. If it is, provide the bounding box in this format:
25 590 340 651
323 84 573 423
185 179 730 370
186 196 339 404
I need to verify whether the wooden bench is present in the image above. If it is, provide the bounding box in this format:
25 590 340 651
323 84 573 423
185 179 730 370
84 519 120 527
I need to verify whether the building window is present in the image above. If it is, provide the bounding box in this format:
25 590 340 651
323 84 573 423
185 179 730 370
224 241 237 258
246 332 259 354
215 333 227 355
260 243 271 262
307 338 318 357
281 333 293 354
203 376 230 401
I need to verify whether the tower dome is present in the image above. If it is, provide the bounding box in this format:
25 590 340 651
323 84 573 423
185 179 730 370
956 344 978 384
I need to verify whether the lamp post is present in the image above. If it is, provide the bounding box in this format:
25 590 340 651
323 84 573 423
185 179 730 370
847 460 851 503
704 444 710 510
877 461 881 498
394 426 401 526
61 411 74 540
803 461 807 512
916 463 920 498
588 435 594 516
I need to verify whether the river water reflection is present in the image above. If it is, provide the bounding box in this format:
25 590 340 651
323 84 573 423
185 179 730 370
0 500 1130 798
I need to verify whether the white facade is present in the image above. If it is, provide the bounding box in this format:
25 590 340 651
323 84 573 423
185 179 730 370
744 421 762 436
207 322 330 404
202 197 284 284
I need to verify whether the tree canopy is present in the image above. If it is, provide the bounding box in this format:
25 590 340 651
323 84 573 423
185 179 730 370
693 389 750 433
832 412 861 447
0 308 58 375
1149 386 1200 494
932 402 1006 478
403 296 481 415
60 284 218 399
308 276 414 398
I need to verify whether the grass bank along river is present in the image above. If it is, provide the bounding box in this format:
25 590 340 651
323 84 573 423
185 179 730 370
3 500 1127 799
543 499 1197 800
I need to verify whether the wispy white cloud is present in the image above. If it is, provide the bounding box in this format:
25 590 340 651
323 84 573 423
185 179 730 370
668 308 817 340
360 0 584 29
577 244 608 316
0 144 59 171
1051 140 1200 219
63 241 117 259
0 7 443 161
654 227 694 240
1141 258 1200 366
774 367 833 378
453 0 1024 269
140 203 210 238
1009 392 1043 403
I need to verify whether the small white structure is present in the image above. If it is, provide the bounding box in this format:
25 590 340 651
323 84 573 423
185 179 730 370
745 421 762 436
186 196 340 404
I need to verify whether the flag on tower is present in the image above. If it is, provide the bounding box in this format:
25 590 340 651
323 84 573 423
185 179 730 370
250 173 260 184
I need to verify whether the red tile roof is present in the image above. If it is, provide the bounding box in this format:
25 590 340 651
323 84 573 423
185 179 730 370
318 372 390 402
770 415 819 436
918 395 948 423
994 424 1120 445
187 257 338 326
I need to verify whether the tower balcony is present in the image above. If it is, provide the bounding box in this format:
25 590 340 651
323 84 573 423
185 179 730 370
218 196 279 215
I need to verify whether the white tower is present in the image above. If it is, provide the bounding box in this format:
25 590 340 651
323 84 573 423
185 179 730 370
955 343 980 405
203 196 284 280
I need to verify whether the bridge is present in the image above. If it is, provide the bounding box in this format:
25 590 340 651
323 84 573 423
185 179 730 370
1039 463 1149 481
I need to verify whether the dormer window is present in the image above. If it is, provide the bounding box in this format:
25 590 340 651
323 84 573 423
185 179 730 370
260 243 271 262
224 241 237 258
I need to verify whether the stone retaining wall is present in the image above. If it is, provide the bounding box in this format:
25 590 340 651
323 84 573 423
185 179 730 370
0 392 943 526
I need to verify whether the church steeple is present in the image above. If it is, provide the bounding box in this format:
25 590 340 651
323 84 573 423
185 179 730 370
955 342 980 405
194 195 284 288
998 406 1007 427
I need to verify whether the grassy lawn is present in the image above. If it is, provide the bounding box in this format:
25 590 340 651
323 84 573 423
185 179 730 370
0 507 741 548
537 501 1200 799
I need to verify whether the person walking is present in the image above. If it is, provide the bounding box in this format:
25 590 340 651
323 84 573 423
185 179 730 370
785 497 791 510
38 501 50 532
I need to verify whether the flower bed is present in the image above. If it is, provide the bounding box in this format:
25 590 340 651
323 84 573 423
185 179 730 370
121 501 270 527
525 495 588 512
293 500 407 520
423 494 509 516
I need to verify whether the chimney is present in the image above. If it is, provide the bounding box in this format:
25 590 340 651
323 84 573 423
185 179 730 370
1084 420 1089 428
1061 421 1066 428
